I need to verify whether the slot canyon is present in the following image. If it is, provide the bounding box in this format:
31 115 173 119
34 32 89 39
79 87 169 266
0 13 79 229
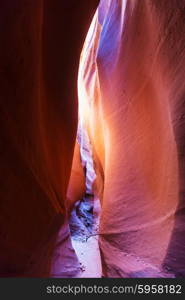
0 0 185 278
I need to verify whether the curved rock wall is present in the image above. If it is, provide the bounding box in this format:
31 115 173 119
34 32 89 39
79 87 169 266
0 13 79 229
67 140 86 212
0 0 99 277
79 0 185 277
1 0 185 278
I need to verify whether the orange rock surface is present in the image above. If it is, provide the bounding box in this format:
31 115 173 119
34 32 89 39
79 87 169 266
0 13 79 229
79 0 185 277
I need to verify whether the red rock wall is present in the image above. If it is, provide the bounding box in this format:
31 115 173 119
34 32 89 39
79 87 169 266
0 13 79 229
79 0 185 277
0 0 99 277
67 141 86 211
1 0 185 279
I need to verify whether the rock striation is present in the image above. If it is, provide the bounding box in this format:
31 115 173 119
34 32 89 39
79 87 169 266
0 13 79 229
79 0 185 277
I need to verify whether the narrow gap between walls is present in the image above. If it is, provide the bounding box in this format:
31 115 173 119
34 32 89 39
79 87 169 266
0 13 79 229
69 122 102 278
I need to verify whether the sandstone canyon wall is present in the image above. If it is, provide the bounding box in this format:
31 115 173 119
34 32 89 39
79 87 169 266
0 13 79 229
1 0 185 278
0 0 99 277
79 0 185 277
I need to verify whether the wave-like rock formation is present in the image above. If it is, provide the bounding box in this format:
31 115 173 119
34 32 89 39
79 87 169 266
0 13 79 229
79 0 185 277
0 0 99 277
0 0 185 278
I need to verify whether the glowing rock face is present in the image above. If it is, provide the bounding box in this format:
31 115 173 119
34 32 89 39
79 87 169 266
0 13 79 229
0 0 185 278
79 0 185 277
67 123 96 212
67 140 86 211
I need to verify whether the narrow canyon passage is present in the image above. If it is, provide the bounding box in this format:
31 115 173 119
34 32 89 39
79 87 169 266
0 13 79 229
68 124 102 277
0 0 185 278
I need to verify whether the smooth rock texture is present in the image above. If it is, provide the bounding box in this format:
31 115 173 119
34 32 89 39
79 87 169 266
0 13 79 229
0 0 99 277
79 0 185 277
67 141 86 211
1 0 185 278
